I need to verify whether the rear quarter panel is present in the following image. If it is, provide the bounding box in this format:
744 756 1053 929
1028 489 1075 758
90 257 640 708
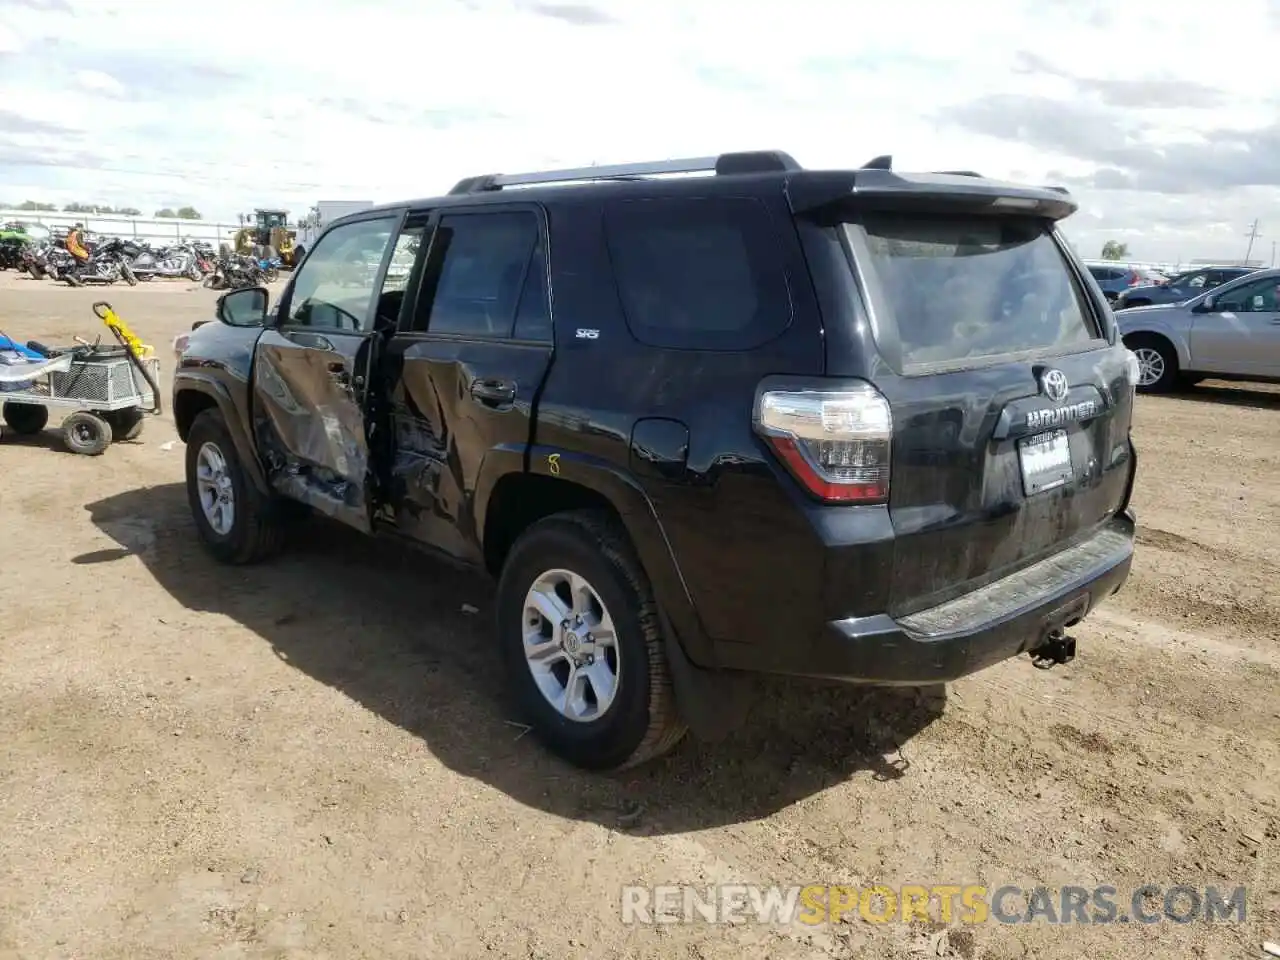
530 192 828 665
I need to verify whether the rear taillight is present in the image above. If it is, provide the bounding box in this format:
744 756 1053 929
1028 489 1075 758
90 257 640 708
1127 272 1142 286
754 384 892 504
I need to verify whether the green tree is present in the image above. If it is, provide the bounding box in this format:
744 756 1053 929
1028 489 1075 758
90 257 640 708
154 208 177 218
118 207 142 216
175 206 202 220
18 200 57 211
1100 241 1130 260
63 202 126 214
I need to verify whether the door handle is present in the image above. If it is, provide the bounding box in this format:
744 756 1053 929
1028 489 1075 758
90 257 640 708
470 379 516 405
326 360 352 387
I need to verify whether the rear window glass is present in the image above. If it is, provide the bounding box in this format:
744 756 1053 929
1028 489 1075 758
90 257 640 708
849 214 1101 368
603 197 791 350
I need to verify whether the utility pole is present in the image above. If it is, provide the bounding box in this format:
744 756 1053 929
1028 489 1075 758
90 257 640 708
1272 240 1276 268
1244 219 1261 265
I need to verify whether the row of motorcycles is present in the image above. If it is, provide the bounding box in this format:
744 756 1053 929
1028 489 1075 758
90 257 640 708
1 225 281 289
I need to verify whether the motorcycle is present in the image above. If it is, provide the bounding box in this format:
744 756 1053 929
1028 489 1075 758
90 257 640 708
41 246 77 281
203 253 263 290
257 256 282 284
61 237 139 287
129 241 203 282
0 230 29 271
19 240 51 278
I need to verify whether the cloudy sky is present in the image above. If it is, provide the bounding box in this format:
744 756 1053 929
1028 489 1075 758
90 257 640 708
2 0 1279 264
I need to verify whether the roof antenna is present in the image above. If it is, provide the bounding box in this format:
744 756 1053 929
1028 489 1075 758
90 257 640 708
861 154 892 170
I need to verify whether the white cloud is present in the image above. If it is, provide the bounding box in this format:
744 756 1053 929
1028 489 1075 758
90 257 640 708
72 68 123 97
0 0 1278 264
0 20 21 55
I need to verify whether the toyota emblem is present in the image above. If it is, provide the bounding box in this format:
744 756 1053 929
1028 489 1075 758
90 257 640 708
1040 369 1069 403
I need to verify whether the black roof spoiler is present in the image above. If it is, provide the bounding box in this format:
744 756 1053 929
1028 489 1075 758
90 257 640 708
787 169 1078 221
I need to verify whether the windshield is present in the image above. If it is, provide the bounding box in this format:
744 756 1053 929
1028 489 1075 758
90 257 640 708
848 213 1103 368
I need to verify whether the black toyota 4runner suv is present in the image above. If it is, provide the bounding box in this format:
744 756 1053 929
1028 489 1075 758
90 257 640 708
173 151 1138 770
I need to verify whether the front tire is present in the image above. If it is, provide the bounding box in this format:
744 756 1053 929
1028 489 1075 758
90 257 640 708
495 510 686 771
62 411 111 455
1125 334 1178 393
185 409 285 564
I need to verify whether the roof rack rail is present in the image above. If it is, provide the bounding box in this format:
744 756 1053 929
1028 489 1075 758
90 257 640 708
861 155 893 170
935 170 984 177
448 150 801 195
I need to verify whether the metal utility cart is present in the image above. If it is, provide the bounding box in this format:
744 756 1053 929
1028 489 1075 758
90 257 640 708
0 302 162 455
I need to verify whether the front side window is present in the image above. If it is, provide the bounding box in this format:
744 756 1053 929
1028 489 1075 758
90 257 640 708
284 217 396 332
1214 276 1280 312
848 213 1102 368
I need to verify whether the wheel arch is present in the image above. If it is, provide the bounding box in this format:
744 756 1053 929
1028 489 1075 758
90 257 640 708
1121 323 1191 370
173 374 269 494
475 446 714 668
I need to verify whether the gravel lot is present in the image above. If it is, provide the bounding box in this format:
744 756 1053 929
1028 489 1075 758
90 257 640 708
0 272 1276 959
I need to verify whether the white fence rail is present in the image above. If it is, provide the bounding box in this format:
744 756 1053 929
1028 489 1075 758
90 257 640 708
1 210 241 247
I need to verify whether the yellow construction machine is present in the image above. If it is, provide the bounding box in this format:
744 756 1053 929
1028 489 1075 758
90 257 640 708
231 209 298 267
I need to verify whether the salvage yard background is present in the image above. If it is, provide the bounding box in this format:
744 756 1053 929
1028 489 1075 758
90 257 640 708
0 273 1276 959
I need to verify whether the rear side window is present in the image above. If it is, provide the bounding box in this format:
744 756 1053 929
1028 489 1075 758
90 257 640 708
849 214 1101 368
603 197 791 350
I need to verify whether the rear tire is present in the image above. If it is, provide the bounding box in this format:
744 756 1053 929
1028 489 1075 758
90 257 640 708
2 402 49 435
1125 334 1178 393
185 409 285 564
495 509 686 771
62 411 111 455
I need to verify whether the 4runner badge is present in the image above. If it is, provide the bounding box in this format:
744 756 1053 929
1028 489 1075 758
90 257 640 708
1040 369 1069 403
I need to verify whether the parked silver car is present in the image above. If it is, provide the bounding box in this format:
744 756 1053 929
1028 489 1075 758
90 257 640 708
1115 267 1280 392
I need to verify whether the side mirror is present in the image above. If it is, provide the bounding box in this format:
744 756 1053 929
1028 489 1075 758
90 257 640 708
1252 295 1266 311
1199 295 1215 313
216 287 269 327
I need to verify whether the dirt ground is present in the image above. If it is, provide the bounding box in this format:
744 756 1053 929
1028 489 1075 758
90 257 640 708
0 271 1276 960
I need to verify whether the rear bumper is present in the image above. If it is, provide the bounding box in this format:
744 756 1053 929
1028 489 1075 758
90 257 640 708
717 513 1134 684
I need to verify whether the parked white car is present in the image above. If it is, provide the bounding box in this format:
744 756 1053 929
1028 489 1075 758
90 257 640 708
1115 267 1280 392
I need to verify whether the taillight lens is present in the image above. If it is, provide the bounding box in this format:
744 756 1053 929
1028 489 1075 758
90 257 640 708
754 384 892 504
1127 272 1142 286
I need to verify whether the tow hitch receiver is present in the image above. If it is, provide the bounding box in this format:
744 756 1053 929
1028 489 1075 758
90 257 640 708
1032 628 1077 669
